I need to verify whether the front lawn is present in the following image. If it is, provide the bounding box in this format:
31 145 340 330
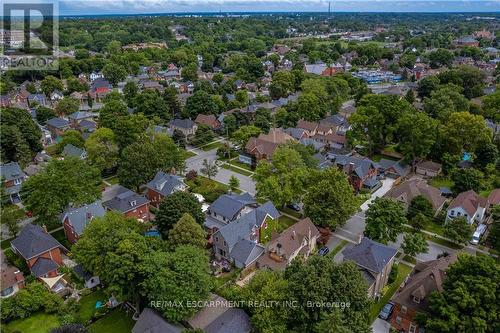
200 141 224 151
77 290 107 323
3 313 60 333
227 160 253 172
88 309 135 333
187 176 230 202
276 215 297 233
221 164 253 176
429 177 454 189
423 221 446 237
369 263 412 323
103 175 120 185
426 234 463 250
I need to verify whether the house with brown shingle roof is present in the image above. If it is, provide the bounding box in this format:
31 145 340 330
390 254 458 333
243 128 295 165
195 114 221 130
446 190 487 224
296 120 318 136
256 218 319 271
384 179 446 215
415 161 442 178
487 188 500 208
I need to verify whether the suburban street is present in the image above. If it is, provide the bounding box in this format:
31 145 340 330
185 146 256 195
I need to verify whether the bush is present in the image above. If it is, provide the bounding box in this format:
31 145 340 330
186 170 198 181
388 264 398 284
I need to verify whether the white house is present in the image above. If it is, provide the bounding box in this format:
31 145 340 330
446 190 487 224
89 72 104 81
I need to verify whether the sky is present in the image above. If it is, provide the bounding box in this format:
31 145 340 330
57 0 500 15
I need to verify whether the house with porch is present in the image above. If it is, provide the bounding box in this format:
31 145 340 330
61 201 106 244
446 190 487 224
1 162 27 204
145 171 187 208
102 185 151 222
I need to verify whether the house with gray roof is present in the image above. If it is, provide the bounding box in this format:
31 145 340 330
377 158 410 180
102 185 150 222
204 193 257 231
1 162 27 203
133 308 183 333
188 293 251 333
62 144 87 160
145 171 187 207
212 201 280 268
11 224 66 278
341 237 398 298
169 118 198 137
46 117 70 137
61 201 105 244
332 155 380 192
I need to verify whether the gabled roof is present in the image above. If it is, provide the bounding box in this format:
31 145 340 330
195 114 219 128
169 118 196 129
1 249 24 289
377 158 411 177
12 224 65 260
68 111 94 120
416 160 442 172
296 120 318 132
102 185 150 214
448 190 487 216
1 162 25 181
230 239 265 267
146 171 185 196
267 217 319 259
343 237 397 273
133 308 182 333
31 257 59 277
334 155 377 179
61 201 105 236
63 144 86 158
209 193 256 221
46 117 70 128
488 189 500 206
385 179 445 211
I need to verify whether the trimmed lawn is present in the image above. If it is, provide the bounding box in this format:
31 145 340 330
403 255 417 264
103 176 120 185
280 207 303 219
1 237 14 250
221 164 253 176
227 160 253 172
277 215 297 233
423 221 446 237
184 150 197 159
187 176 231 202
429 177 454 189
88 309 135 333
200 141 224 151
328 240 348 257
369 263 412 323
77 290 107 323
426 234 463 250
3 313 60 333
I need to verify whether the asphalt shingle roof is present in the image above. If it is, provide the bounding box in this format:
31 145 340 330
208 193 256 221
169 118 196 129
343 237 397 273
145 171 185 196
31 257 59 277
102 185 149 214
46 117 70 128
61 201 105 236
132 308 182 333
12 224 64 260
1 162 25 181
230 239 265 267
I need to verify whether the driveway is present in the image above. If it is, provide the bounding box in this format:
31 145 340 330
360 177 396 211
185 147 256 195
372 318 391 333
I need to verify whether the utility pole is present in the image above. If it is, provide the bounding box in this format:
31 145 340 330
328 1 331 16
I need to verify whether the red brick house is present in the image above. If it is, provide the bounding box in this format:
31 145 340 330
390 254 458 333
332 155 380 192
1 162 27 204
195 114 221 130
61 201 106 244
145 171 187 208
11 224 66 278
102 185 151 222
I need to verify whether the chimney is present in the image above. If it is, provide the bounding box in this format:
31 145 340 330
86 212 93 220
291 230 296 240
348 162 355 174
42 225 48 233
14 270 24 282
171 167 176 175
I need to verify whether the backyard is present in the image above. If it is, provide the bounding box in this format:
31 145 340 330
87 308 135 333
276 215 297 233
77 290 108 323
369 263 412 322
3 313 60 333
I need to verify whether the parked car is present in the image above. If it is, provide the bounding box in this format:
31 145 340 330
318 247 330 256
379 302 394 320
287 203 301 212
470 224 487 245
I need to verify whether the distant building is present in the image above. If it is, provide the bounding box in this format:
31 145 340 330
61 201 106 244
1 162 27 203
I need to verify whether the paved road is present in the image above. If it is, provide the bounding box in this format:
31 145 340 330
185 146 256 195
388 233 458 262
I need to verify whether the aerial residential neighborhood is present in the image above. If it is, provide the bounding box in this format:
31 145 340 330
0 2 499 333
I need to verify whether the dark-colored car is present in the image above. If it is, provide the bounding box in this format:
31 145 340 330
318 247 330 256
287 203 301 212
379 302 394 320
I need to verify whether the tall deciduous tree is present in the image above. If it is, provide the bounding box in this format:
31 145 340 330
168 213 206 249
397 112 438 166
441 112 492 156
155 191 204 236
303 168 357 229
444 217 473 245
364 198 407 244
41 75 63 96
229 175 240 192
23 157 101 221
450 168 484 194
55 97 79 115
401 232 429 257
102 62 127 86
85 128 119 172
200 159 218 180
99 99 129 130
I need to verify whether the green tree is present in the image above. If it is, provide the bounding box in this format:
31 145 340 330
475 142 498 170
417 75 440 98
200 159 218 180
222 114 237 135
102 62 127 86
408 195 434 219
168 213 206 249
139 246 211 321
401 232 428 257
410 212 430 231
229 175 240 192
58 130 84 153
41 75 63 96
423 254 499 333
113 113 150 150
191 124 214 146
365 198 407 244
397 112 438 165
155 191 204 235
35 106 56 125
99 99 129 130
427 48 454 68
450 168 484 194
441 112 491 156
55 97 79 115
231 125 261 147
85 128 119 172
23 157 101 221
184 90 219 119
0 205 24 236
123 81 138 107
303 168 357 229
444 217 473 244
134 90 170 121
181 62 198 82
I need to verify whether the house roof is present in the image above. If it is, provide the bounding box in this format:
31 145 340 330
267 217 320 259
488 189 500 206
320 114 349 127
215 201 279 251
284 127 307 140
305 63 328 75
1 250 23 290
73 263 94 281
46 117 70 128
63 144 86 158
385 179 445 211
448 190 487 216
297 120 318 132
377 159 410 177
230 239 265 266
334 155 377 179
188 293 251 333
1 162 25 181
209 193 256 221
133 308 183 333
61 201 105 236
195 114 219 128
11 224 65 260
145 171 185 196
343 237 397 273
31 257 59 277
68 111 94 120
102 185 150 214
169 118 196 129
392 254 458 312
416 160 442 172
